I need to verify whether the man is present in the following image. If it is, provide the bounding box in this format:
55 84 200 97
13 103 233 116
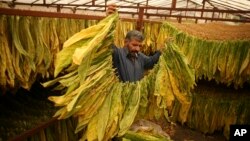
112 31 161 82
107 5 161 82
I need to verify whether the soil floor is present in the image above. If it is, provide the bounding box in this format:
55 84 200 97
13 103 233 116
169 123 227 141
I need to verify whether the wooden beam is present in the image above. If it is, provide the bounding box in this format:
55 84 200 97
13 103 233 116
0 8 104 20
137 7 144 31
0 6 249 22
0 7 138 22
31 0 39 5
8 117 58 141
211 7 215 22
172 0 177 8
137 3 140 13
123 0 146 6
104 0 107 12
145 0 149 13
68 0 81 12
185 0 189 17
205 0 216 8
1 5 249 14
201 0 205 18
82 1 92 5
1 2 250 14
68 0 79 4
57 4 61 12
7 0 16 8
178 17 182 23
51 0 60 4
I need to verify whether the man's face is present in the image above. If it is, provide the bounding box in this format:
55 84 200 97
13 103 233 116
125 38 142 57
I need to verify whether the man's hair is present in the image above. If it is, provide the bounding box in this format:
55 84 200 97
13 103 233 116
125 30 144 42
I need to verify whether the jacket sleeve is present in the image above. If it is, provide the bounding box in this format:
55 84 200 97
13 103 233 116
142 51 161 69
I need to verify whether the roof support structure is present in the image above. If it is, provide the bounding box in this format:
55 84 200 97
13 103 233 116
197 0 206 23
57 4 61 12
172 0 177 8
185 0 189 17
31 0 39 5
137 7 145 31
9 117 58 141
145 0 149 13
0 3 250 23
51 0 60 5
0 7 104 20
68 0 79 4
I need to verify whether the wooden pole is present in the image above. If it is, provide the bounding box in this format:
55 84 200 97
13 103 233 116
8 117 58 141
172 0 177 8
137 7 144 31
0 7 249 22
56 4 61 12
199 0 206 23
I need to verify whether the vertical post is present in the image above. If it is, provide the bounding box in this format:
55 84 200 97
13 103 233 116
172 0 179 22
201 0 205 17
200 0 206 23
137 3 140 13
172 0 176 8
57 5 61 12
212 7 215 22
178 17 182 23
137 7 144 31
185 0 188 17
104 0 107 12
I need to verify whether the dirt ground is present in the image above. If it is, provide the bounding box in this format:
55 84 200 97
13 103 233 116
168 123 227 141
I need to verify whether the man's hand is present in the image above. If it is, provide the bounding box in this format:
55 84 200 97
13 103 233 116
106 4 117 16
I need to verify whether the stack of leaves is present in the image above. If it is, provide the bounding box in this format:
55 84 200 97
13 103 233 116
137 41 195 125
186 83 250 140
0 15 52 92
160 22 250 89
0 14 101 94
42 13 124 140
42 13 154 140
0 15 15 93
42 13 195 140
143 22 162 55
154 41 195 123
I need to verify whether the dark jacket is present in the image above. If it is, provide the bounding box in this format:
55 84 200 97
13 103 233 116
112 45 161 82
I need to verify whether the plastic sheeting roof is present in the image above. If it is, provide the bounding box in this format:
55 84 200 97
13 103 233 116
1 0 250 19
1 0 250 10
